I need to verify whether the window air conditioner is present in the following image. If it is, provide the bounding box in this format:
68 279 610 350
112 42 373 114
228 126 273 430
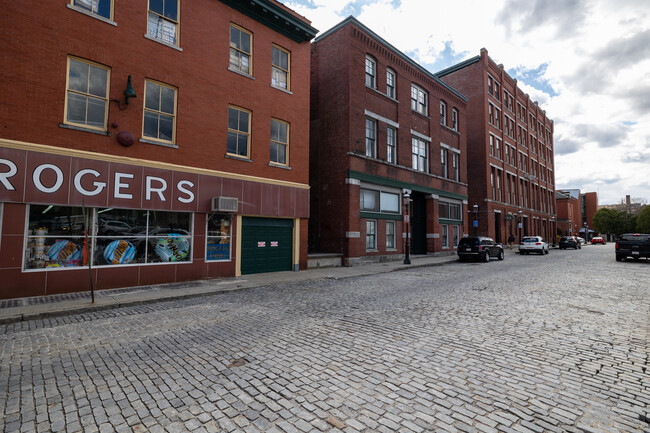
211 197 238 213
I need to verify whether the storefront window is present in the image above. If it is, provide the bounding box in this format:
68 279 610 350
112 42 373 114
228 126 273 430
206 214 232 261
25 205 89 269
25 205 192 270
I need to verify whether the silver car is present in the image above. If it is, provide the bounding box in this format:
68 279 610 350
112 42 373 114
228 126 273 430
519 236 549 255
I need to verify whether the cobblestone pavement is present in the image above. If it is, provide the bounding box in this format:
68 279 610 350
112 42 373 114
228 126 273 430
1 244 649 433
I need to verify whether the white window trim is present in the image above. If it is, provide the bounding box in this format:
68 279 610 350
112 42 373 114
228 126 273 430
365 110 399 129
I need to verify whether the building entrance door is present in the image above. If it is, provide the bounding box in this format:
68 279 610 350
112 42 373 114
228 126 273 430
494 212 502 243
410 192 427 254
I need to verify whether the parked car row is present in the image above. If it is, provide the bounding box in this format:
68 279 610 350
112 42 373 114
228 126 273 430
559 236 582 249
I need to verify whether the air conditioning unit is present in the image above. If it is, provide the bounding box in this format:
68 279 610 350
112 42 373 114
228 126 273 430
211 196 238 213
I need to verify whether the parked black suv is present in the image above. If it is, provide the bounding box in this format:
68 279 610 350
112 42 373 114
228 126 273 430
457 236 504 262
559 236 581 249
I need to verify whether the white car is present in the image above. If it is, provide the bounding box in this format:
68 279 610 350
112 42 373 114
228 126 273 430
519 236 549 255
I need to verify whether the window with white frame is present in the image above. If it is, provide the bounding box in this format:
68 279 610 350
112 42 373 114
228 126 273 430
147 0 179 46
387 126 396 164
453 225 459 247
386 221 396 249
441 148 448 178
440 101 447 126
24 205 192 270
206 214 231 261
270 118 289 165
411 84 427 115
230 24 252 75
271 45 290 90
365 118 377 158
365 55 376 88
360 189 400 213
71 0 112 20
489 103 494 125
412 137 427 172
452 108 458 131
386 68 396 98
439 202 461 220
227 106 251 158
441 224 449 247
65 57 110 131
143 80 177 144
452 152 459 181
366 220 377 250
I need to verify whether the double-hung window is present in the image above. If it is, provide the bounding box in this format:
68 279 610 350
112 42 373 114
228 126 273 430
143 80 177 144
411 84 427 115
452 108 458 131
365 118 376 158
387 127 396 164
270 119 289 165
441 148 448 178
412 137 427 172
453 225 459 247
386 221 396 249
452 153 459 181
147 0 179 46
441 224 449 247
440 101 447 126
272 45 290 90
230 24 252 75
386 68 396 99
365 56 376 88
65 57 110 131
71 0 112 20
366 220 377 250
227 106 251 158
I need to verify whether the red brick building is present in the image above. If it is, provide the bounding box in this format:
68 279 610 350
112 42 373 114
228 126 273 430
310 17 469 265
437 49 556 244
556 190 582 237
0 0 317 299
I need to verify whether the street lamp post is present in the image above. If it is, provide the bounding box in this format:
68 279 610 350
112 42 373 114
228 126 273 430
473 203 479 236
403 191 411 265
518 210 523 244
551 216 556 247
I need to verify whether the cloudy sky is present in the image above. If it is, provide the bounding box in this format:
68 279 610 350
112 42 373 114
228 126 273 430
280 0 650 205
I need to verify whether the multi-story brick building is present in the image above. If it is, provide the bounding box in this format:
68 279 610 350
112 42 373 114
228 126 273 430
556 190 582 237
310 17 469 265
437 49 556 244
0 0 317 299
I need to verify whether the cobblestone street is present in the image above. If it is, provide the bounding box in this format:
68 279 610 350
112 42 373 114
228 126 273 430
1 245 649 433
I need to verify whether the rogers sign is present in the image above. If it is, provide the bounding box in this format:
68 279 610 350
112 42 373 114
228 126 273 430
0 146 201 211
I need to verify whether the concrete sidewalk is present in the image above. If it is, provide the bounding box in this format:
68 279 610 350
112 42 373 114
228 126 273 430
0 253 461 324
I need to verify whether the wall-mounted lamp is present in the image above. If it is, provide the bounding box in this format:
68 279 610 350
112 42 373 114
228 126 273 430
112 75 137 111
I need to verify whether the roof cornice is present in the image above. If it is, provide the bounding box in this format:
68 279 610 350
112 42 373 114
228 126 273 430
435 55 481 77
218 0 318 43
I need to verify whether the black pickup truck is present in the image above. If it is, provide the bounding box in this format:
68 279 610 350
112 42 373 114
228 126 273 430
615 233 650 261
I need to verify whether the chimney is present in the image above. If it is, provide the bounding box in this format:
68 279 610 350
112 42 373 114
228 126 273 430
626 195 631 205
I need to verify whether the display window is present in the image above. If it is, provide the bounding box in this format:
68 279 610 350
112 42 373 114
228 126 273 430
206 214 232 261
24 205 193 270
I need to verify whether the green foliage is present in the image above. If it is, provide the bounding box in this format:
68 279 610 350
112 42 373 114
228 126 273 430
592 208 637 237
636 205 650 233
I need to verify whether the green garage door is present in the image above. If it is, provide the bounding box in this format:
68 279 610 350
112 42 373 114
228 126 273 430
241 217 293 275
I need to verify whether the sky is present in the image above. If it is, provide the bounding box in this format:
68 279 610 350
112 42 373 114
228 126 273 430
280 0 650 205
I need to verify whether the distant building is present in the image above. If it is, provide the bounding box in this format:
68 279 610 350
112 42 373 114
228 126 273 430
437 49 556 243
556 190 582 237
0 1 317 299
310 17 469 265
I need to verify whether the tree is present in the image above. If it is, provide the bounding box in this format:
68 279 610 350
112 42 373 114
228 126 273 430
636 205 650 233
593 208 636 237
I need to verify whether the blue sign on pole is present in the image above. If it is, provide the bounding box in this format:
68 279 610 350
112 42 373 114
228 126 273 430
473 220 478 228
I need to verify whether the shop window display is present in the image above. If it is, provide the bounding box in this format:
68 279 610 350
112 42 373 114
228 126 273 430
25 205 192 270
206 214 231 261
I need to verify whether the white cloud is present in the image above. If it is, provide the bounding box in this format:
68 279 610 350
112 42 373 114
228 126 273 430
280 0 650 204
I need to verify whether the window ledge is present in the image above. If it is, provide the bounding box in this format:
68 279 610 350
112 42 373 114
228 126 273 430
411 110 430 120
271 85 292 95
59 123 111 136
225 154 253 163
67 4 117 25
441 124 460 135
139 137 178 148
269 163 291 170
144 34 183 52
228 67 255 80
368 86 398 103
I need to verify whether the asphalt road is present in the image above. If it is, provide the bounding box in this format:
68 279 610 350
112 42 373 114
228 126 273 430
1 244 649 433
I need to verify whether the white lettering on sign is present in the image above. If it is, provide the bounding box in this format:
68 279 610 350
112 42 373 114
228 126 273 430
0 158 17 191
114 172 134 199
73 169 106 196
177 180 195 204
33 164 64 193
146 176 167 202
